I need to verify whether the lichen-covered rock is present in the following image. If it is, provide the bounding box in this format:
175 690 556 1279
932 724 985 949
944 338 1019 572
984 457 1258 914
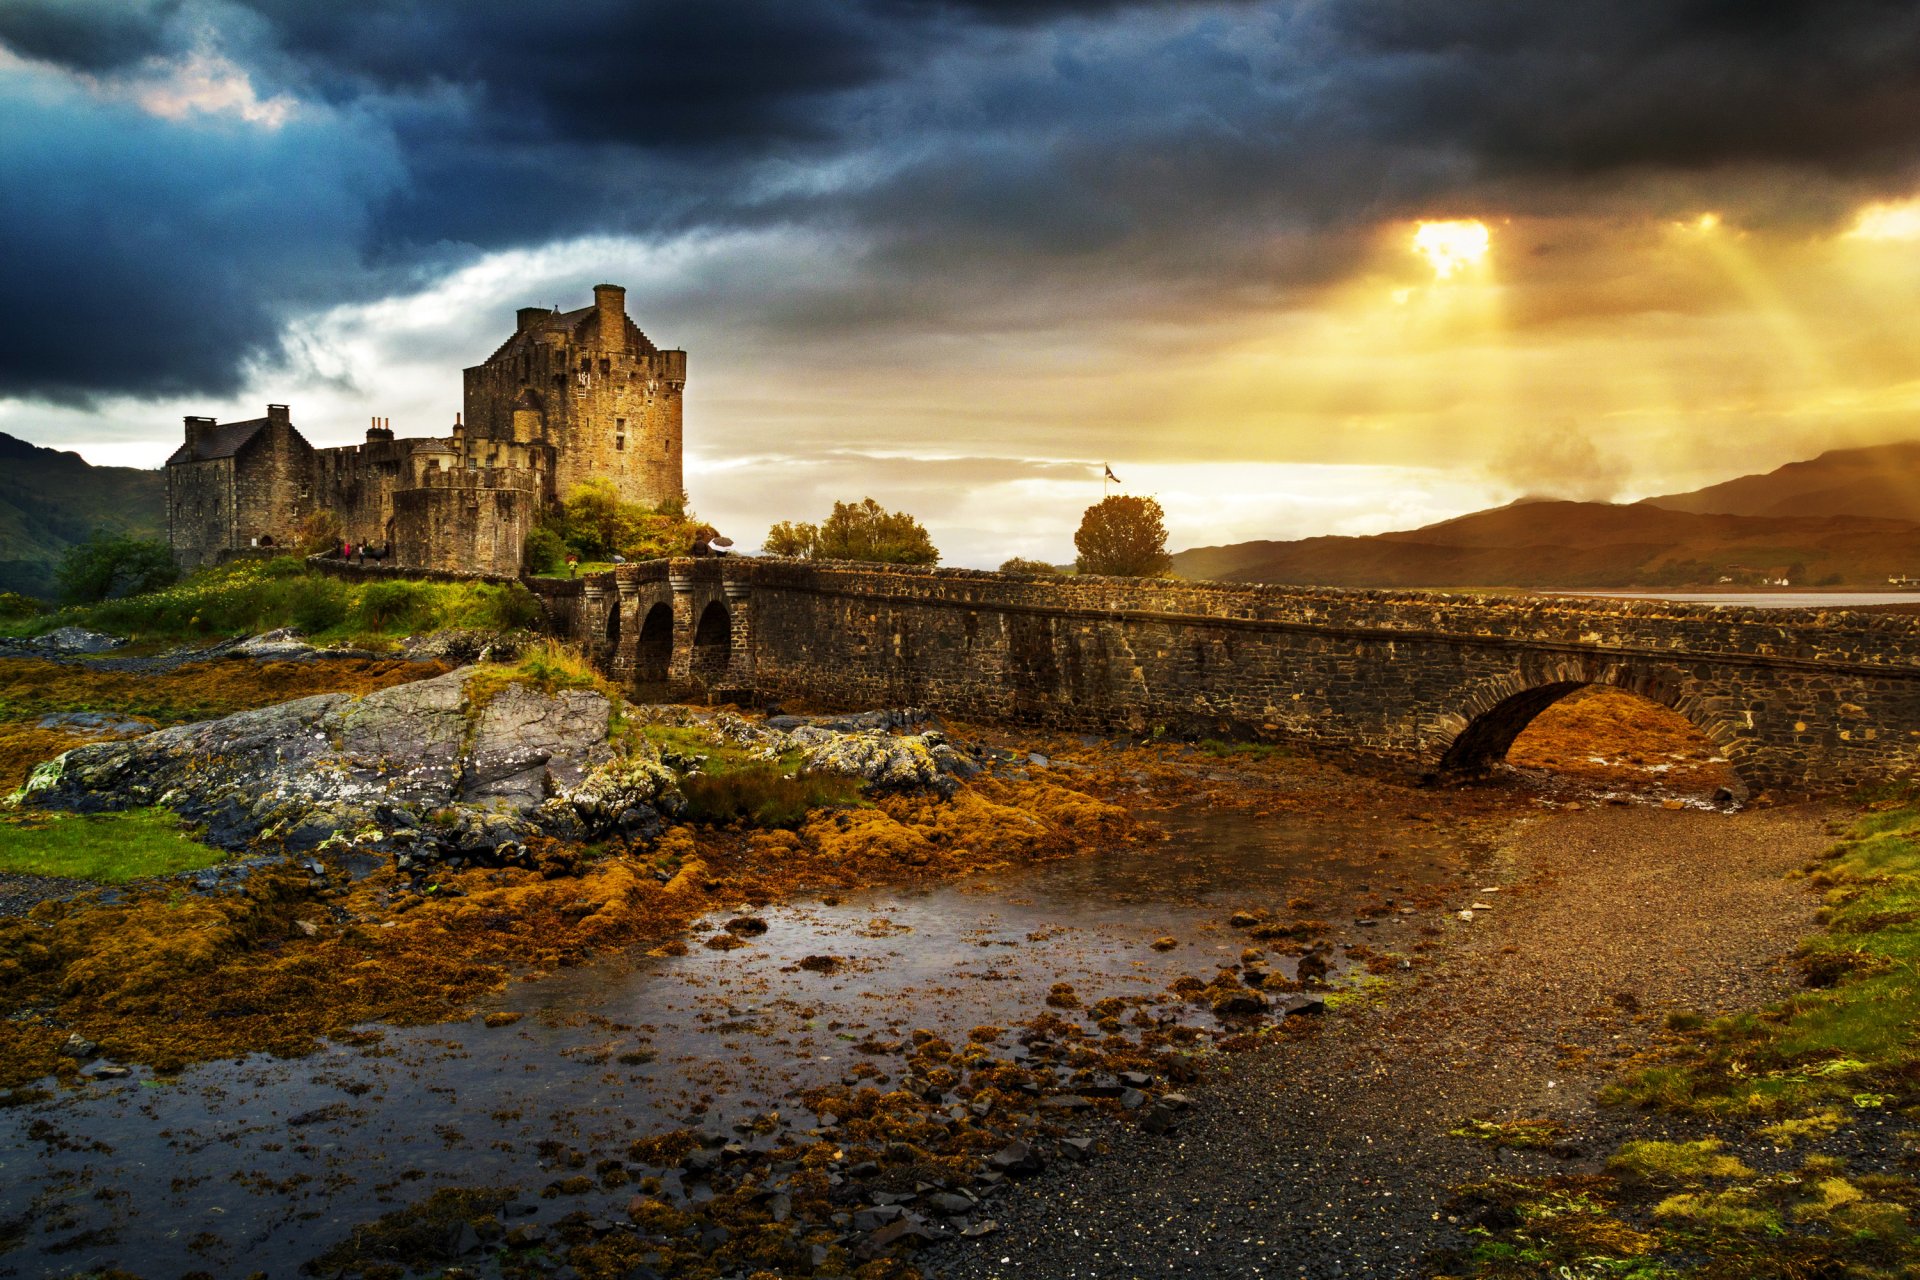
34 626 125 654
549 749 684 843
792 729 976 796
647 706 981 796
13 668 643 868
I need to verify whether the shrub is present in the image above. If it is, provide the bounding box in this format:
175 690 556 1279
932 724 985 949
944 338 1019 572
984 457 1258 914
998 557 1059 575
0 592 43 622
56 534 178 605
289 576 351 633
292 508 344 557
679 763 865 828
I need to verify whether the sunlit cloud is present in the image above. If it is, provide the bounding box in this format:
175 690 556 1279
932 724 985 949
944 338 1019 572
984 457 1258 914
1411 220 1491 281
1847 197 1920 242
0 39 298 130
127 46 297 129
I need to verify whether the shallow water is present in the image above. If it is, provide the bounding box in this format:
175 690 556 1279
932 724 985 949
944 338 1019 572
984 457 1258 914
0 803 1493 1278
1555 590 1920 609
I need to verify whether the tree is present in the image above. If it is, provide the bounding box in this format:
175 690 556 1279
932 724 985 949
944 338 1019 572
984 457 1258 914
998 557 1059 575
56 534 178 604
293 508 343 557
524 480 706 572
1074 495 1172 577
763 499 939 565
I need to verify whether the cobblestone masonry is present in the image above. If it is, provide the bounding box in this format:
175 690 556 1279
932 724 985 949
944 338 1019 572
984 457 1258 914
528 559 1920 796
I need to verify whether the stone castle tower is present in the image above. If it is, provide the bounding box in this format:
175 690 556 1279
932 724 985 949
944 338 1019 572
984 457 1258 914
165 284 685 574
462 284 686 507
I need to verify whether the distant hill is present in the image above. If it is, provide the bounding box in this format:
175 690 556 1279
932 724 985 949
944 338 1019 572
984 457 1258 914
1641 441 1920 522
1173 442 1920 589
0 433 166 599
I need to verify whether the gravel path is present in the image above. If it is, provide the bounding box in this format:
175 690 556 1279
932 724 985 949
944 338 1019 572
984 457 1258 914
932 801 1837 1280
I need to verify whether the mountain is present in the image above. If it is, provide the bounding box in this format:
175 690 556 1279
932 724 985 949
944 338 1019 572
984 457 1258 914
0 433 167 599
1173 444 1920 589
1640 441 1920 521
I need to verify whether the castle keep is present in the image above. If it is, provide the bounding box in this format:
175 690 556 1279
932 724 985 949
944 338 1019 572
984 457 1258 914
165 285 685 575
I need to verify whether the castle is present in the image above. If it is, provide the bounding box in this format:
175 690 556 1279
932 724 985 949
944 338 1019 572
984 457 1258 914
165 284 685 575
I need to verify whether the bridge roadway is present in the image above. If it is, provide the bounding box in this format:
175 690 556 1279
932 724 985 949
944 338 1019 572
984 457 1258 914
524 559 1920 796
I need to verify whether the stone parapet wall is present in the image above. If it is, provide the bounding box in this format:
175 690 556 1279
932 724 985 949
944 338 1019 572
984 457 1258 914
303 554 518 586
712 560 1920 795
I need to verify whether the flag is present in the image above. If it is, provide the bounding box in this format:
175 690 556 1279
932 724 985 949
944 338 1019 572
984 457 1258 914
1103 463 1120 484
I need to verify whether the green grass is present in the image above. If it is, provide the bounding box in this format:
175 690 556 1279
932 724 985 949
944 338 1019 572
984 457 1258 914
678 763 866 828
1451 794 1920 1278
1597 802 1920 1118
0 558 544 646
0 810 226 882
464 641 613 712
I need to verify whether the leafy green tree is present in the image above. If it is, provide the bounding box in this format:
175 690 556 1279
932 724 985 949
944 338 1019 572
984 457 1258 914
1074 495 1172 577
525 480 705 571
998 557 1059 575
56 534 178 604
764 499 939 565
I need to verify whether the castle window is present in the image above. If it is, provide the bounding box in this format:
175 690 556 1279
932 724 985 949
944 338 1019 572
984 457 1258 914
599 359 610 375
615 434 625 451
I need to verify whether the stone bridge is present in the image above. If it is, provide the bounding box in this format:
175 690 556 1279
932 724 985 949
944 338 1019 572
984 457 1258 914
526 560 1920 796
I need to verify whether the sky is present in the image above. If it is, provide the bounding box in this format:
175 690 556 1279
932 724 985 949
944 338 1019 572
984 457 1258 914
3 0 1920 567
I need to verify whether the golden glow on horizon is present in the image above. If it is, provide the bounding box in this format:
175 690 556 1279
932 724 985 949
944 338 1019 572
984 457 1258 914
1412 219 1491 280
1849 197 1920 241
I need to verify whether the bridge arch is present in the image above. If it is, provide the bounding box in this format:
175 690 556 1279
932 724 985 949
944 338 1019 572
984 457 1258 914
1433 661 1749 796
635 603 673 685
691 600 732 684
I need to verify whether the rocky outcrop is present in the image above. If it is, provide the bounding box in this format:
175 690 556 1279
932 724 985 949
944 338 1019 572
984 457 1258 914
12 672 983 872
673 707 982 797
13 669 676 867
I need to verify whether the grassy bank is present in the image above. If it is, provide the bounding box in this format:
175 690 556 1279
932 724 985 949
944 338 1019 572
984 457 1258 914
1447 794 1920 1278
0 809 226 882
0 557 542 647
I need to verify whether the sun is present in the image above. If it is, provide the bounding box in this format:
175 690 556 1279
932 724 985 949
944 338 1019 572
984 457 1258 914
1412 219 1491 280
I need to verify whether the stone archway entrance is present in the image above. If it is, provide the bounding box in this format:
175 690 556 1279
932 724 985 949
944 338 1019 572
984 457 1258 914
691 600 732 684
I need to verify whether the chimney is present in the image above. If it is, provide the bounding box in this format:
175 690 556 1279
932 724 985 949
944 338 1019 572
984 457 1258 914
267 403 290 426
516 306 549 333
593 283 626 355
183 415 216 449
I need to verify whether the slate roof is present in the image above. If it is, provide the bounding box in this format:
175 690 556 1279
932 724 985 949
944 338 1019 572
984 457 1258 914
165 417 272 466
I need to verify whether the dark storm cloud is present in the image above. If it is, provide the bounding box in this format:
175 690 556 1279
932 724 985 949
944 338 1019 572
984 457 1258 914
0 60 402 404
1330 0 1920 179
0 0 175 72
5 0 1920 406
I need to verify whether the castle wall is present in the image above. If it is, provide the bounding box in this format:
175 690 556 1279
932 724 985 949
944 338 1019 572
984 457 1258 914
166 458 234 571
392 469 537 576
462 292 684 509
231 423 314 550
